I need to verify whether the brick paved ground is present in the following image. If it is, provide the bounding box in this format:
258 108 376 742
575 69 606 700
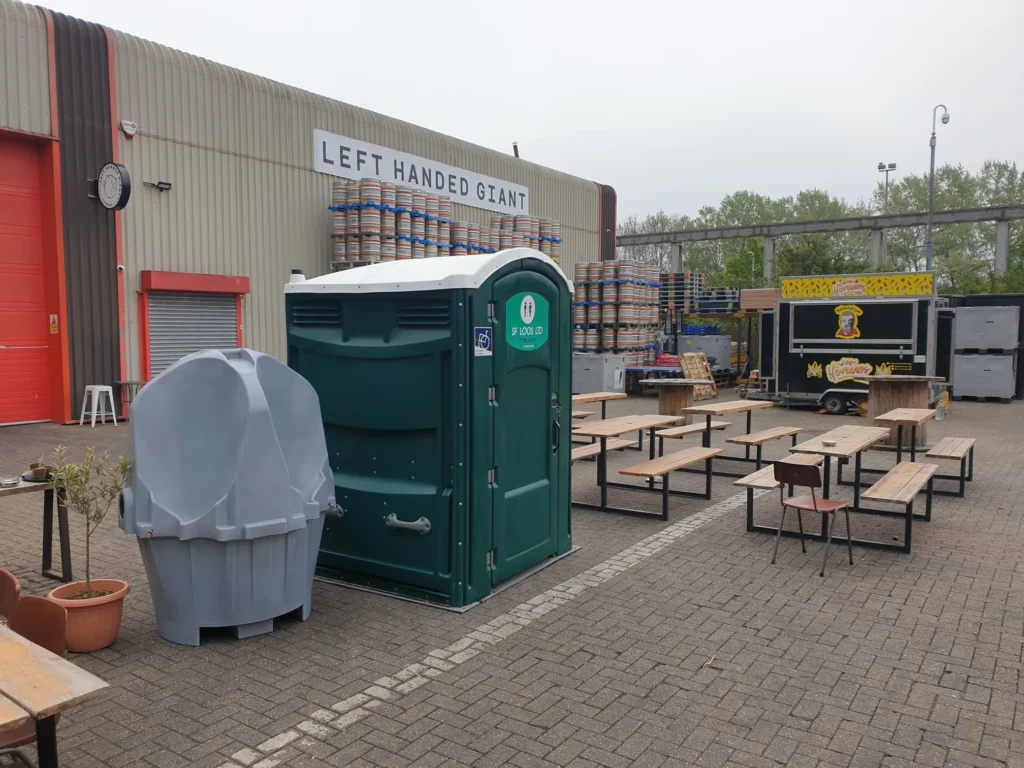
2 390 1024 767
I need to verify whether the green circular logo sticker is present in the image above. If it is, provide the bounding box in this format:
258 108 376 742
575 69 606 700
506 292 549 351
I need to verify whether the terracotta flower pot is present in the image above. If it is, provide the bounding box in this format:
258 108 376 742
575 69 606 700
47 579 129 653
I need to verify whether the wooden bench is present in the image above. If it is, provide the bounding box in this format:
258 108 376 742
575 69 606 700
572 410 595 420
618 446 724 519
734 453 824 490
571 439 636 463
861 462 938 553
734 454 825 529
925 437 976 497
726 426 804 468
655 421 730 455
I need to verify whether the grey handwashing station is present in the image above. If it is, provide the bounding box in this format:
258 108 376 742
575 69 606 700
120 349 339 646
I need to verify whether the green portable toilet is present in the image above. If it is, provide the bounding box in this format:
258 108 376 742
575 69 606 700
284 248 573 608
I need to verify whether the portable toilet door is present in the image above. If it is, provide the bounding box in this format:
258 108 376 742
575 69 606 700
486 265 572 584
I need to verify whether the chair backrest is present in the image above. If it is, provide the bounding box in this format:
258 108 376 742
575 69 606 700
773 461 822 489
11 596 68 657
0 569 20 624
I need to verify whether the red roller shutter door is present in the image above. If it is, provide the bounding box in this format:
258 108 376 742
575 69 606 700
0 137 49 425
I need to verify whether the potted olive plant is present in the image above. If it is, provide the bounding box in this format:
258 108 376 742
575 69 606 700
47 446 132 652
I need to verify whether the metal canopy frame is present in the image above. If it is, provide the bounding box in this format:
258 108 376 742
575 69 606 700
618 205 1024 247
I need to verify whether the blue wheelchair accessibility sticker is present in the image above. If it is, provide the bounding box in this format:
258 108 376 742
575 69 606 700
474 326 493 357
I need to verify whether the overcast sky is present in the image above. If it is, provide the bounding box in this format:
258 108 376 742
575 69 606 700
42 0 1024 219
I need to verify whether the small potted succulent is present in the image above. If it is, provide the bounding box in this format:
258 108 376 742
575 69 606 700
47 446 132 652
29 456 48 481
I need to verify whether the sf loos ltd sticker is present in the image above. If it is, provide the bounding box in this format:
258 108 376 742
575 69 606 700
506 292 549 351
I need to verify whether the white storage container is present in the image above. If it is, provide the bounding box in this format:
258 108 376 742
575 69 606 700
954 306 1020 351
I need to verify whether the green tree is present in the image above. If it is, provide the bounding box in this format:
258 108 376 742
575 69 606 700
619 160 1023 294
619 188 870 285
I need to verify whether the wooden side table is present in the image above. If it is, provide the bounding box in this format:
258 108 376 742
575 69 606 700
0 480 72 583
637 379 708 420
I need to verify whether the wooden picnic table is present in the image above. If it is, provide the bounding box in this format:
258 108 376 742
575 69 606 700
572 414 684 439
679 399 775 477
864 376 944 448
637 378 709 417
790 425 891 461
681 399 776 417
873 407 936 462
571 391 627 419
791 424 892 510
0 625 109 768
784 423 937 553
0 480 71 583
572 414 685 512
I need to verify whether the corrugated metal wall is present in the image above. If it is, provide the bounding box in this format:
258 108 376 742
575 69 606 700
51 11 120 409
0 0 50 136
111 30 599 371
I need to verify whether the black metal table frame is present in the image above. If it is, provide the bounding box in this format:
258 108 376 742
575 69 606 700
41 487 72 583
835 423 972 498
573 428 714 521
675 411 793 479
745 452 934 553
35 714 59 768
114 379 145 410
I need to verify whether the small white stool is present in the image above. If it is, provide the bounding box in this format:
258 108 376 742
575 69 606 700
79 385 118 428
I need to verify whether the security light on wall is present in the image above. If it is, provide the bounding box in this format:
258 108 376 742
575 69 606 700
144 180 173 192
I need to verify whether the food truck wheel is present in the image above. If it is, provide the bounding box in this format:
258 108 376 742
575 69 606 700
822 393 847 415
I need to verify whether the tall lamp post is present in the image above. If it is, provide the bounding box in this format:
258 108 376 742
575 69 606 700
746 250 756 287
877 162 896 213
925 104 950 271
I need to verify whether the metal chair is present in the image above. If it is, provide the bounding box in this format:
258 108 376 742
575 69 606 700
772 462 852 577
0 569 19 626
0 597 68 765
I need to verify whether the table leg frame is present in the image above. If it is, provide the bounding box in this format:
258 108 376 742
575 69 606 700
749 448 933 554
751 524 909 551
604 478 712 502
576 433 714 520
836 425 967 499
41 488 72 583
36 714 59 768
685 414 797 479
845 447 932 520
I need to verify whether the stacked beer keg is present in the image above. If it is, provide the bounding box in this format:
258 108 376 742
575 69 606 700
328 180 563 268
571 261 662 362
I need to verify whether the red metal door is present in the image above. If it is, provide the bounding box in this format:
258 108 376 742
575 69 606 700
0 137 49 424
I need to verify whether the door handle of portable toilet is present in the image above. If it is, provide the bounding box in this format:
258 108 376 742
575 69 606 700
325 503 345 520
552 418 561 453
385 513 431 535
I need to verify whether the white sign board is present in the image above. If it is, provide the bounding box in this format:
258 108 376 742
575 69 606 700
314 129 529 216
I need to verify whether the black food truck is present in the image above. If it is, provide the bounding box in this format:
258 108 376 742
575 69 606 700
750 272 946 413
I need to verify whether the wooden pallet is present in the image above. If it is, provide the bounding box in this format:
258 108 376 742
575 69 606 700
681 352 717 400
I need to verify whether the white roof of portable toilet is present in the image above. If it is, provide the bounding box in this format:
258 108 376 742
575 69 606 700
284 248 574 295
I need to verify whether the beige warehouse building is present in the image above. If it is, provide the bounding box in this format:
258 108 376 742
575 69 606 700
0 0 616 425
